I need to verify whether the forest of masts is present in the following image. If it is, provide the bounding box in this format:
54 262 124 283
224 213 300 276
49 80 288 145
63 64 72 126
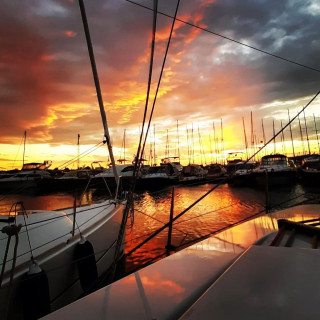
114 111 320 167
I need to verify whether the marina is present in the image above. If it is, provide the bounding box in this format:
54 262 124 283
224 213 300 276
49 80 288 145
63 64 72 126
1 0 320 319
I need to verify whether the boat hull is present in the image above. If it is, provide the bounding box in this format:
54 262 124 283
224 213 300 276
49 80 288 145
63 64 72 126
136 177 174 190
298 169 320 186
228 173 255 187
0 201 125 319
253 170 297 188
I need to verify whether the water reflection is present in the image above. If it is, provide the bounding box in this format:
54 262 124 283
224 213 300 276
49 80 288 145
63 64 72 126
0 182 319 274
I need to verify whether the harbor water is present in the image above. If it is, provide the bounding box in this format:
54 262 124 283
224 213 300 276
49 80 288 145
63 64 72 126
0 181 318 275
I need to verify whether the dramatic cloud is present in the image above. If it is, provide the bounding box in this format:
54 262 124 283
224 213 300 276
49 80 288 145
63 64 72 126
0 0 319 167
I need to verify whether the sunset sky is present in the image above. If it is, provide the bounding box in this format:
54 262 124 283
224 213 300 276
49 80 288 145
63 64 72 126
1 0 320 170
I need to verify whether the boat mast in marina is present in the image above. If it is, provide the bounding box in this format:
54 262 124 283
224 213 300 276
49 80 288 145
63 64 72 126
280 120 286 155
298 114 305 155
77 133 80 169
78 0 119 187
192 123 195 164
303 110 311 155
213 121 218 163
186 127 191 164
287 109 296 159
154 124 156 165
176 120 180 161
242 117 249 160
313 114 320 154
22 130 26 167
221 119 225 165
250 112 255 160
118 129 128 164
261 119 266 156
273 119 276 154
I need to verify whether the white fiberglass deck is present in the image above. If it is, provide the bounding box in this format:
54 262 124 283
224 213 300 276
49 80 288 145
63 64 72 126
41 204 320 320
180 245 320 320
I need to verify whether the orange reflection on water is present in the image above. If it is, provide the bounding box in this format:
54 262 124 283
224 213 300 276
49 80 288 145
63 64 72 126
125 184 266 272
0 189 96 215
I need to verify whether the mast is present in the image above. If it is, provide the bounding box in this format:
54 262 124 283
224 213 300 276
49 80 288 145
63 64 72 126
209 133 213 164
153 124 156 166
22 130 26 167
78 0 119 185
273 119 276 154
250 112 255 160
298 115 305 155
280 120 286 155
176 120 180 160
77 133 80 169
198 126 204 165
192 123 195 164
242 117 248 160
288 109 296 159
124 129 126 164
254 135 259 160
118 129 127 164
213 121 217 163
166 129 169 159
221 118 224 165
186 127 190 164
313 114 320 154
261 119 266 156
148 130 152 165
303 110 311 155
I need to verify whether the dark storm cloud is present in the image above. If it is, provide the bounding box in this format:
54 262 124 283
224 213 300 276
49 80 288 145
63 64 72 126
200 0 320 102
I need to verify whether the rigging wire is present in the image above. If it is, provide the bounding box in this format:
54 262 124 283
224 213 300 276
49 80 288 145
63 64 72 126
57 140 104 169
11 135 24 170
123 90 320 257
247 90 320 162
111 0 159 281
124 0 320 74
134 208 189 236
140 0 181 159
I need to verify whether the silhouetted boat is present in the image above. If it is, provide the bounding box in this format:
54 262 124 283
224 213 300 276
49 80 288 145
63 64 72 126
252 154 297 188
0 161 52 192
179 164 207 185
228 161 259 187
298 155 320 185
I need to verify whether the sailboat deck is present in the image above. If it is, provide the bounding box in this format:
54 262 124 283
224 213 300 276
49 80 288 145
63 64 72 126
180 245 320 320
41 204 320 320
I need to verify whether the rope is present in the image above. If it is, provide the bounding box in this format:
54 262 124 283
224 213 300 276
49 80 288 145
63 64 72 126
21 202 34 260
0 223 22 320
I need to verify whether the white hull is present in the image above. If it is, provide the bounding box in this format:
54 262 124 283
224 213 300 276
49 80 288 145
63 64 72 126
0 200 125 319
42 204 320 320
